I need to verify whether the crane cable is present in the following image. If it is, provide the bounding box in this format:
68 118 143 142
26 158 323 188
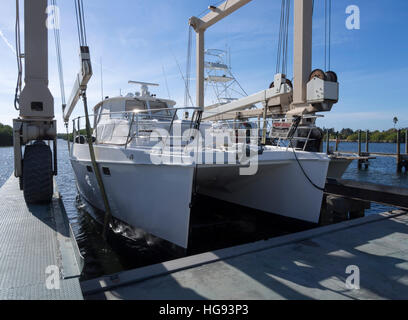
51 0 67 114
14 0 22 111
276 0 291 75
73 0 114 240
74 0 87 47
324 0 332 71
49 0 69 154
184 26 193 107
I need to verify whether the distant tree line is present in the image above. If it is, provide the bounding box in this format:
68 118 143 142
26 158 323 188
0 123 13 147
57 130 88 141
1 122 407 146
323 128 408 143
0 124 88 147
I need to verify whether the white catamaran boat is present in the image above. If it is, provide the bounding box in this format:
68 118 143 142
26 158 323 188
70 82 330 249
65 0 343 249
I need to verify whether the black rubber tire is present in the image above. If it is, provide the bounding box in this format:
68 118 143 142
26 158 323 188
19 176 23 191
23 141 53 204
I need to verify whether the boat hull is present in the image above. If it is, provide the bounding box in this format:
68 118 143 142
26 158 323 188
196 150 330 224
70 145 195 248
327 158 353 179
70 144 329 248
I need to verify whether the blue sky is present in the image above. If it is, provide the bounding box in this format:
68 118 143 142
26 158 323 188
0 0 407 132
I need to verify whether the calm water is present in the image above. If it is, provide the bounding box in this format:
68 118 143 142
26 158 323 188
0 141 407 280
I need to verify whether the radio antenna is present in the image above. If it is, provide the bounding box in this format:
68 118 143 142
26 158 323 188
100 57 104 101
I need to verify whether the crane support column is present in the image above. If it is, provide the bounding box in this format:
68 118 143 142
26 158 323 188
196 30 205 109
19 0 54 119
293 0 313 105
189 0 252 109
13 0 56 204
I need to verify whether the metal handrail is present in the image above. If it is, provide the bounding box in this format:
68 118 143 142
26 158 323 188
72 107 201 147
72 107 322 152
207 115 322 151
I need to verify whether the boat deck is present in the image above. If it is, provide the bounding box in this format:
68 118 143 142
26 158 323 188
82 211 408 300
0 176 83 300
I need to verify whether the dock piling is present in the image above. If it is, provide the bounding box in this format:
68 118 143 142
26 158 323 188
358 130 362 156
335 132 339 152
405 129 408 155
358 130 363 169
326 130 330 154
366 130 369 153
397 130 402 172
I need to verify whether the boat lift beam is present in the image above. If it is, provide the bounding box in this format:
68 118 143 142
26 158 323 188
63 46 93 123
202 85 287 121
189 0 315 118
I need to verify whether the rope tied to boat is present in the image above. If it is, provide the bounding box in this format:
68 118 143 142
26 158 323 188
289 117 326 192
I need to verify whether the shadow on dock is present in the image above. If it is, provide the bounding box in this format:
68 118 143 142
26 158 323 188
82 211 408 300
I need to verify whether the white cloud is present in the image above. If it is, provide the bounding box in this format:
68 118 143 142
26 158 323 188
0 29 16 55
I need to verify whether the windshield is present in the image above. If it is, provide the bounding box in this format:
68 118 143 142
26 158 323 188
149 101 172 118
126 99 147 112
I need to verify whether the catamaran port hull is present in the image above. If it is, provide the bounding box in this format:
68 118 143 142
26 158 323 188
70 145 195 248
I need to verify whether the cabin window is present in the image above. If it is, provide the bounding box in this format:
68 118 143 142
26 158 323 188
149 101 171 117
126 100 147 113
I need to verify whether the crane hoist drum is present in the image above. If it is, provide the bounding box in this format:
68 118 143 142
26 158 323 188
309 69 338 83
269 78 293 89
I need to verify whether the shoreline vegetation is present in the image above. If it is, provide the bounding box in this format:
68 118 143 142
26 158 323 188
323 128 407 144
0 124 13 147
0 123 407 147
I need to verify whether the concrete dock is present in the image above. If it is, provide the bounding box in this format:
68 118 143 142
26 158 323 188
0 176 83 300
82 211 408 300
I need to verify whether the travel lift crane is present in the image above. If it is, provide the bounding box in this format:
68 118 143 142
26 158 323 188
189 0 339 142
13 0 92 204
13 0 56 203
